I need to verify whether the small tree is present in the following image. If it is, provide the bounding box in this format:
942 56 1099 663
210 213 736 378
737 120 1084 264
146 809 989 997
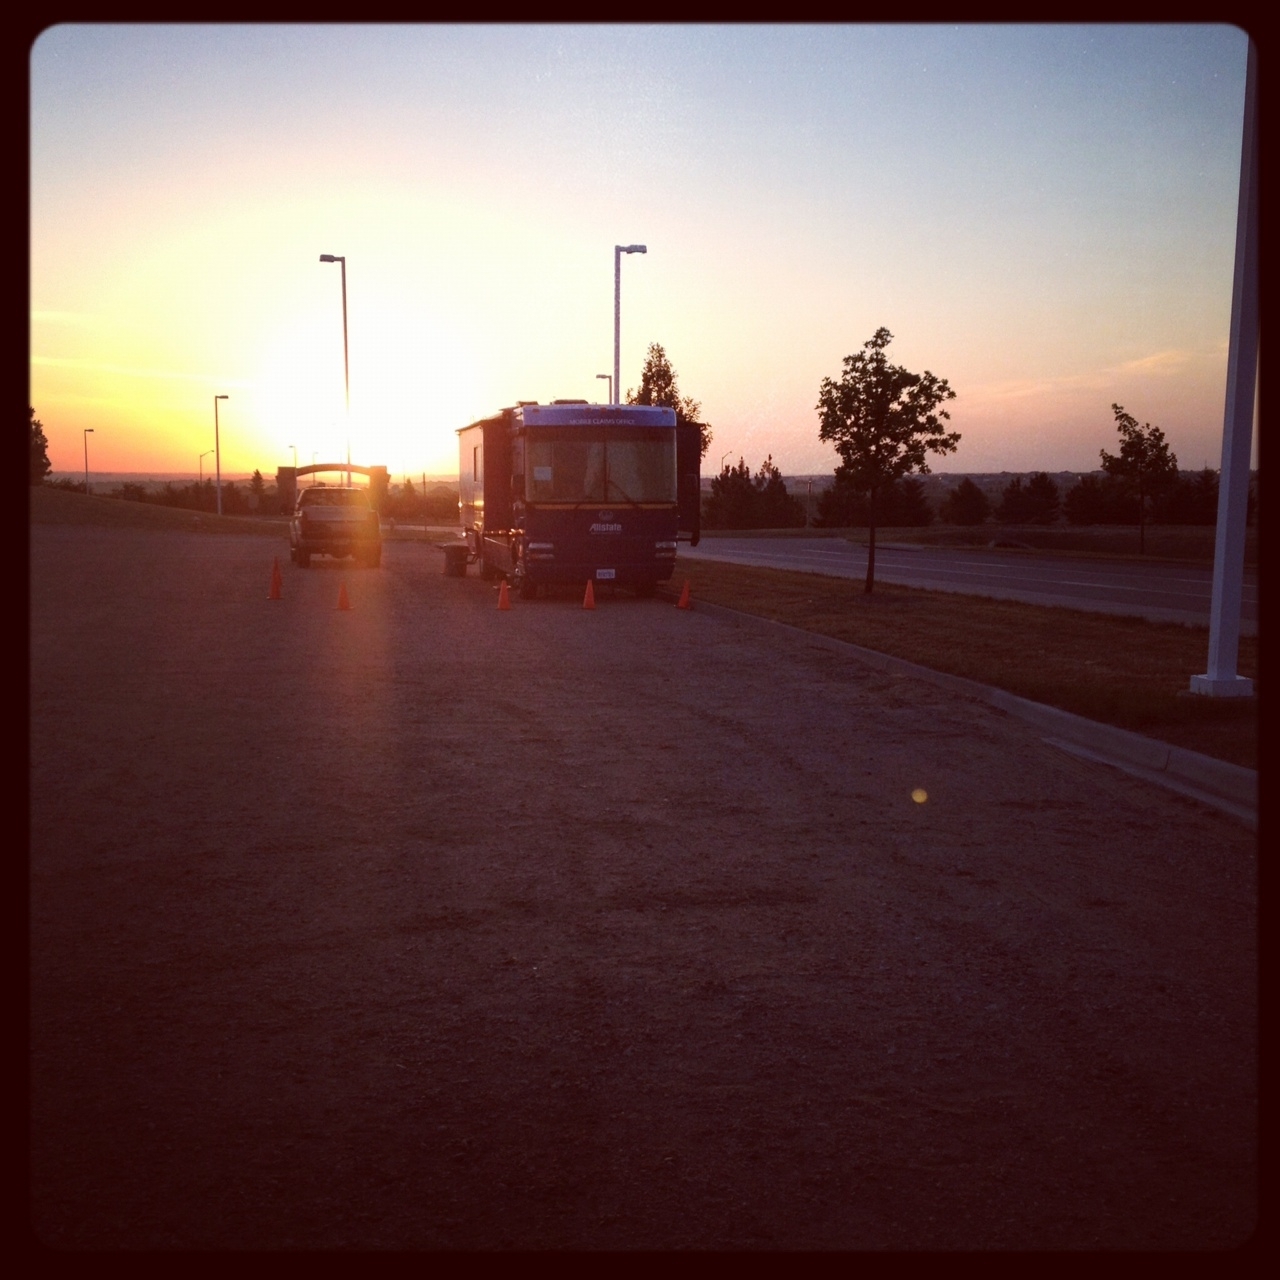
941 477 990 526
1153 469 1219 526
1099 404 1178 553
817 328 957 592
701 457 805 530
752 456 807 528
30 407 51 484
815 475 934 528
1025 472 1061 525
892 477 935 527
1063 473 1137 525
627 342 713 460
997 477 1033 524
702 458 756 529
997 472 1059 525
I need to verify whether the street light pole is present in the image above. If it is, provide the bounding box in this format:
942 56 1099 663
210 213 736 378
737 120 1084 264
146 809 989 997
83 428 94 494
596 373 611 404
213 395 228 515
319 254 350 484
613 244 646 405
200 450 213 487
289 445 298 471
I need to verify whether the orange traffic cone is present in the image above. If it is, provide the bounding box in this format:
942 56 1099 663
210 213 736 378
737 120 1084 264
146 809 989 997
583 580 596 610
677 579 691 609
268 557 283 600
337 581 352 611
498 579 511 610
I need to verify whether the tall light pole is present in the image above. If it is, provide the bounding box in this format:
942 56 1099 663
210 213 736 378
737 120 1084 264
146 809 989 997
596 373 611 404
614 244 646 405
199 450 213 487
319 253 350 484
213 395 228 516
289 444 298 471
83 428 94 494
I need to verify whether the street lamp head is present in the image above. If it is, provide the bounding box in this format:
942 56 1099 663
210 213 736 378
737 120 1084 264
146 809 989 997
319 254 344 264
215 394 228 401
624 244 647 254
84 428 94 434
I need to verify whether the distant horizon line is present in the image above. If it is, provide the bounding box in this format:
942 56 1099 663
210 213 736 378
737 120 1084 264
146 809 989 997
50 466 1240 482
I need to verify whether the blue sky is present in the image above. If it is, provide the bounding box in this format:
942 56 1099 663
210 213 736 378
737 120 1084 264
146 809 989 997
31 23 1252 478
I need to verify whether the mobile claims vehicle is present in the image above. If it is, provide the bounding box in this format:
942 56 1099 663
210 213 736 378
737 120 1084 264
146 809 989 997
455 400 700 597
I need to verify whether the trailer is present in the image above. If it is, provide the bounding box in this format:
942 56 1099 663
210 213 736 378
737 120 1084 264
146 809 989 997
455 400 701 598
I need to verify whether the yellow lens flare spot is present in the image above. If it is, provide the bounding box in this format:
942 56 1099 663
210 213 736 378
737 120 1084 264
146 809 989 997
911 788 928 804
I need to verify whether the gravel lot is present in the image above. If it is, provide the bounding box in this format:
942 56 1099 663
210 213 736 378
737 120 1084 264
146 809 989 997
29 519 1257 1250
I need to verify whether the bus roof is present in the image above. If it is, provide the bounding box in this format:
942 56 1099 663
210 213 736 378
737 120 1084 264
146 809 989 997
518 403 676 428
457 402 677 434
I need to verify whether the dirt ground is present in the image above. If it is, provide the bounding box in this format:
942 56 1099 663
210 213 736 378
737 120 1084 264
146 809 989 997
29 519 1257 1250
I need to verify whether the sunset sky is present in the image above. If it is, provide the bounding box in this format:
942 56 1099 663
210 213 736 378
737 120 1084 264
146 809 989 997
30 23 1252 481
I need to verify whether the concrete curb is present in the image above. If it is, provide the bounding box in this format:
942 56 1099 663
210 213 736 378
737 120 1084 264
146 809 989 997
665 592 1257 828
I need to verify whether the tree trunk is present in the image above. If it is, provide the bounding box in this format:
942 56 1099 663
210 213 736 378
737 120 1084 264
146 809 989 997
865 494 877 594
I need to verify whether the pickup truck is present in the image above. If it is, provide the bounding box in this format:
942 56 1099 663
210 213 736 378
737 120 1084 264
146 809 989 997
289 486 382 568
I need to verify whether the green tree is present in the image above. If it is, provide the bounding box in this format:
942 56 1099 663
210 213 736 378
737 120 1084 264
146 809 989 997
1063 473 1138 526
1153 469 1219 526
997 472 1059 525
702 458 756 529
892 477 935 527
1099 404 1178 553
996 476 1032 524
701 456 805 529
941 477 990 526
816 474 934 528
1025 472 1061 524
30 407 51 484
627 342 713 461
752 456 807 528
816 328 958 592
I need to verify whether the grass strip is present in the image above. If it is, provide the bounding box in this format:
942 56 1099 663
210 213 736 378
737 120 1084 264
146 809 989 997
671 559 1257 771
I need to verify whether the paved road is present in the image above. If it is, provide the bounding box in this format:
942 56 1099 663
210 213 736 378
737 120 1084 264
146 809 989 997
682 537 1258 633
30 522 1257 1249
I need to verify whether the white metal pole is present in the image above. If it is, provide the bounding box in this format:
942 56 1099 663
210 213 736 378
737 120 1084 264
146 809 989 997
83 428 93 493
1191 39 1257 697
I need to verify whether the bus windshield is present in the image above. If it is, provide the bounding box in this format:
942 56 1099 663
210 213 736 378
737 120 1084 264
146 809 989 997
525 427 675 504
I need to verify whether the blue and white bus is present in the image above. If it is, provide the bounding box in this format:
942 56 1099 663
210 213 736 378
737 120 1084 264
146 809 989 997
458 400 701 598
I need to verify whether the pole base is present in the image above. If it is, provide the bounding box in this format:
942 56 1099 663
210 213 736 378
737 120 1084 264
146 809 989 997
1188 674 1255 698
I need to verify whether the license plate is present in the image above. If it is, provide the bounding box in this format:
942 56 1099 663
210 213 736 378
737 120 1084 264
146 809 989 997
596 569 616 580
